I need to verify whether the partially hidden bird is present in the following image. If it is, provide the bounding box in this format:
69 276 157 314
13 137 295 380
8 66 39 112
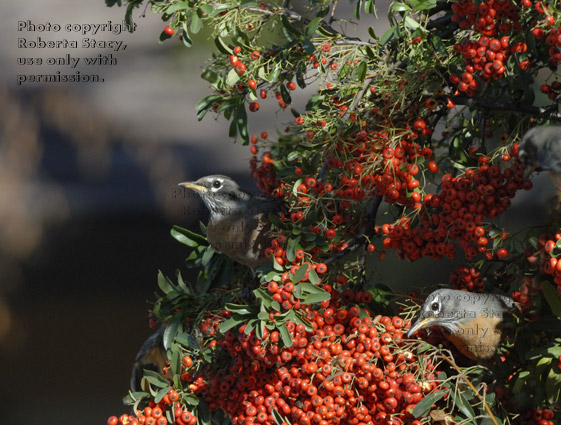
408 288 515 361
519 125 561 185
130 326 168 392
178 175 284 268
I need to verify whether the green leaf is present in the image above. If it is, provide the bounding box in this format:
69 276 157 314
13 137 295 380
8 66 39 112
391 2 411 12
191 10 202 34
412 390 448 417
196 399 211 425
171 225 208 247
181 28 192 47
236 105 249 144
278 323 293 347
317 25 336 37
201 69 221 86
286 236 301 262
455 391 476 419
542 281 561 317
546 367 561 403
268 63 281 83
218 316 244 333
365 0 377 15
200 4 214 15
305 17 321 37
229 113 238 138
271 409 287 425
291 264 308 284
431 35 447 56
354 0 363 19
163 315 181 350
404 16 421 30
196 94 222 119
215 36 233 54
171 343 181 375
143 372 169 389
157 271 174 294
357 61 367 81
308 266 320 285
175 332 201 350
125 3 136 32
280 14 301 37
410 0 437 10
256 319 265 339
280 84 292 105
166 1 191 13
380 27 395 45
226 68 240 86
244 319 258 334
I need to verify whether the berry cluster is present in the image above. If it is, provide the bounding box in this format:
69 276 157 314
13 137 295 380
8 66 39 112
519 408 557 425
450 265 485 292
381 158 531 261
528 231 561 294
107 390 196 425
196 298 441 425
450 0 522 95
529 2 561 67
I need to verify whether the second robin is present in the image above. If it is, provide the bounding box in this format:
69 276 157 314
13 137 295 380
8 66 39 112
130 326 168 392
408 288 515 361
178 175 284 268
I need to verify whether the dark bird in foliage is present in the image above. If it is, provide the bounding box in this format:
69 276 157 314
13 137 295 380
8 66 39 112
130 326 168 392
408 288 515 361
519 125 561 182
178 175 283 268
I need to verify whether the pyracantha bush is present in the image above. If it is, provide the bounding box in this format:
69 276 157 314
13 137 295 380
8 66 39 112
106 0 561 424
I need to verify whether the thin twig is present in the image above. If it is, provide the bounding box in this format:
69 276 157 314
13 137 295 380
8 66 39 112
329 0 339 24
324 194 383 264
318 76 374 180
440 353 500 425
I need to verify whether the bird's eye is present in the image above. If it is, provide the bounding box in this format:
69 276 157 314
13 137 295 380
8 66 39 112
431 302 439 311
213 180 222 189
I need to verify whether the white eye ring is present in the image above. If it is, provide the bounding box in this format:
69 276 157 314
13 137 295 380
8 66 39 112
212 180 222 190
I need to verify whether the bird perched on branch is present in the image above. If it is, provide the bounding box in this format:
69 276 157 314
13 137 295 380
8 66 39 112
130 326 168 392
178 175 284 268
408 288 515 361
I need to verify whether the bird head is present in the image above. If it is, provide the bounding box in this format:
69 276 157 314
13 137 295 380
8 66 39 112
407 288 513 337
519 125 561 174
178 175 252 215
518 127 542 173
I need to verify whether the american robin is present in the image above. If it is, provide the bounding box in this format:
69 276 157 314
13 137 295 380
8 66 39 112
407 288 515 361
178 175 283 268
130 326 168 392
519 125 561 185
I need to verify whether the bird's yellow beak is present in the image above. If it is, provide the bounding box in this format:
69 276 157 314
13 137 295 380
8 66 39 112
407 317 436 337
178 181 208 193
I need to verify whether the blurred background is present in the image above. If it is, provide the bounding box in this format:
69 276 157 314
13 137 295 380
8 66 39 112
0 1 554 425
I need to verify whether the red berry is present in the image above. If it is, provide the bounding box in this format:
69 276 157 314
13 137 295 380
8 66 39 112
163 26 175 36
413 118 426 131
248 79 257 90
497 248 508 259
249 102 260 112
